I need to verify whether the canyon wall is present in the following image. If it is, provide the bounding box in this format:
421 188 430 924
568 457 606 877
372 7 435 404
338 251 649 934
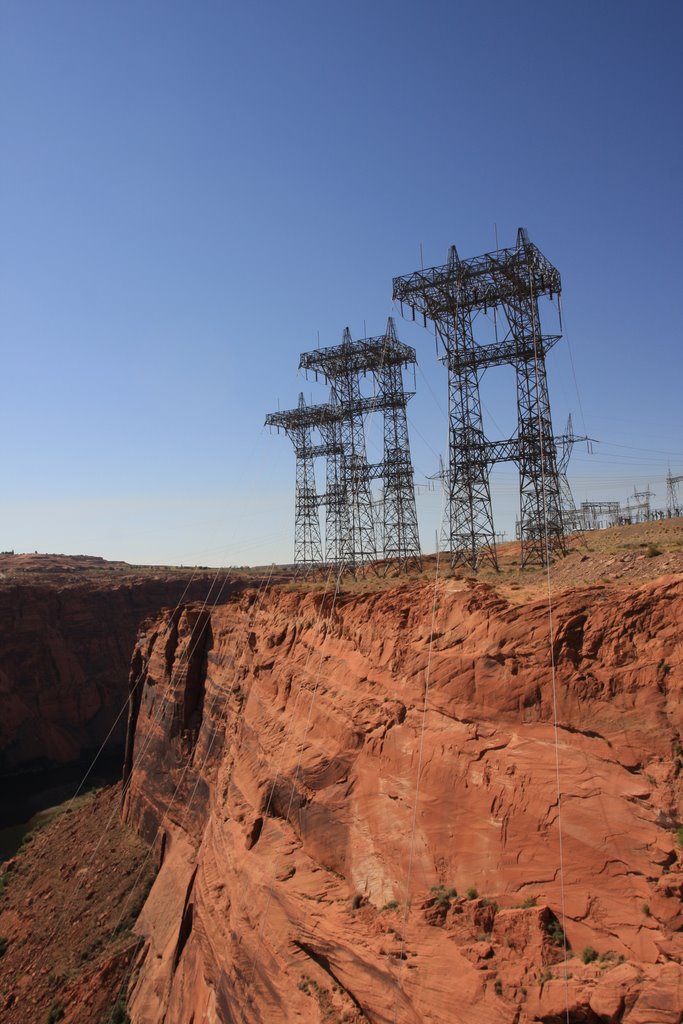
122 573 683 1023
0 556 239 780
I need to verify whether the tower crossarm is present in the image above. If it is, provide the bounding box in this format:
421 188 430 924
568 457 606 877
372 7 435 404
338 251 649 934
265 395 413 434
300 335 416 381
265 402 342 434
432 430 586 474
392 241 561 324
444 334 561 372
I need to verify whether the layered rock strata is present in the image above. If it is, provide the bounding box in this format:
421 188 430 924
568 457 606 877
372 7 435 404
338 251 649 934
0 556 239 778
123 575 683 1023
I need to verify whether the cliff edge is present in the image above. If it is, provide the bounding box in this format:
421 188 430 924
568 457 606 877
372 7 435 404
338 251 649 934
120 557 682 1022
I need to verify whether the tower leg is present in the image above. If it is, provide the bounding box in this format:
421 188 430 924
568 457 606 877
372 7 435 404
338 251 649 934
503 294 566 567
444 308 498 572
381 361 422 574
294 445 323 575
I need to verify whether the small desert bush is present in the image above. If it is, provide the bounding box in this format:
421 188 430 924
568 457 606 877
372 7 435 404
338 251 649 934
46 1002 65 1024
104 998 131 1024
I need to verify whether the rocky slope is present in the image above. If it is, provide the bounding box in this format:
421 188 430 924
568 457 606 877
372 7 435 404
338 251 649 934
0 555 240 782
0 785 154 1024
119 555 683 1022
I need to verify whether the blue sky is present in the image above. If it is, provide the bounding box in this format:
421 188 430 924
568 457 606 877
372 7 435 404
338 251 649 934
2 1 682 565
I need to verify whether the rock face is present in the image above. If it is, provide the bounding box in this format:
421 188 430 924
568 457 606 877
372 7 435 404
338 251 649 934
122 573 683 1023
0 555 239 780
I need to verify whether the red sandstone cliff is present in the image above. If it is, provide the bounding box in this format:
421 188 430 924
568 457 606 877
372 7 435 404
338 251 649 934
121 570 683 1023
0 555 239 778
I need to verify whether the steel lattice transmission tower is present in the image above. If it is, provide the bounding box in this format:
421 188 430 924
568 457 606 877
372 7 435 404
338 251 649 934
557 414 592 533
265 393 325 573
299 318 422 575
265 395 349 574
393 228 567 570
300 328 378 571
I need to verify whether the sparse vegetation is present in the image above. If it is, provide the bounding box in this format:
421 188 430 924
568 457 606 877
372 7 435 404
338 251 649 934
642 903 651 917
519 895 537 908
675 827 683 848
645 543 662 557
466 886 478 900
581 946 598 964
547 919 566 946
494 978 503 996
0 936 8 957
104 999 131 1024
47 1002 65 1024
382 899 399 911
430 884 457 906
351 893 363 910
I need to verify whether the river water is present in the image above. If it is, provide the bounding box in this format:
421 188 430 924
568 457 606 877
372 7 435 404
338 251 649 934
0 748 123 861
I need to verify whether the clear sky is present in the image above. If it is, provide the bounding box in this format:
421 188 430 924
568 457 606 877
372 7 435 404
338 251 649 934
2 1 682 566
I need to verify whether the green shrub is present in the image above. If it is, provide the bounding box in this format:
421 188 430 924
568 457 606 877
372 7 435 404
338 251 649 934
351 893 363 910
646 544 662 557
466 886 478 900
382 899 399 911
105 999 130 1024
675 827 683 848
520 895 537 908
47 1003 65 1024
581 946 598 964
642 903 651 917
548 919 566 946
494 978 503 996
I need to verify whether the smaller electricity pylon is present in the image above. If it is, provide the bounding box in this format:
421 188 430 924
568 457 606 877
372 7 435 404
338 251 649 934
557 414 592 533
300 318 422 575
300 328 378 570
265 394 342 575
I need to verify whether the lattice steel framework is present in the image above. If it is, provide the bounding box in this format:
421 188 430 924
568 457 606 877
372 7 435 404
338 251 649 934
393 228 567 569
624 486 654 523
579 501 621 530
667 471 683 515
265 395 342 574
299 318 422 575
300 328 378 570
557 414 589 533
378 319 422 572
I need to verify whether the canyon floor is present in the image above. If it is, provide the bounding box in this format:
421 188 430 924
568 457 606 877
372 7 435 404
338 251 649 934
1 521 682 1023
